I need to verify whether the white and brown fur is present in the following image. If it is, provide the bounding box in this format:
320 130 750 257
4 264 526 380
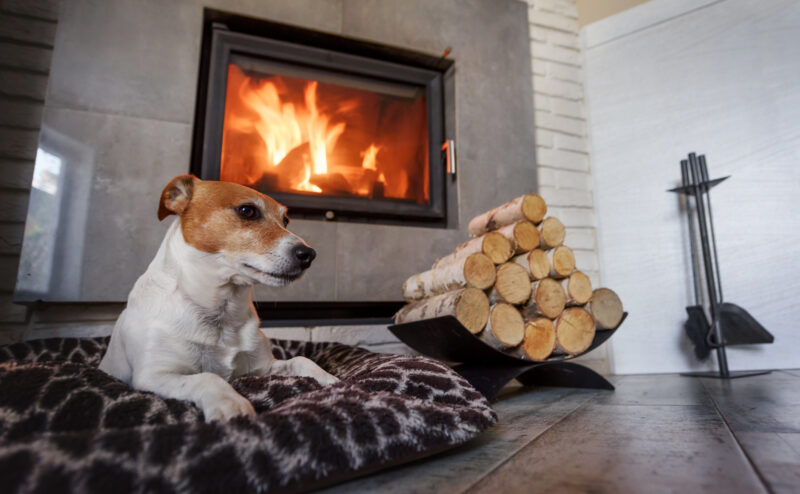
99 175 337 422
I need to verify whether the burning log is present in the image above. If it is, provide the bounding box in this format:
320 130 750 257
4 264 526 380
511 317 557 361
562 271 593 306
489 262 533 305
274 142 312 190
512 249 550 280
468 194 547 237
495 220 540 254
555 307 596 355
587 288 624 330
539 217 566 249
433 232 513 267
402 253 496 301
394 287 490 334
548 245 575 278
481 303 525 350
523 278 566 319
310 172 355 196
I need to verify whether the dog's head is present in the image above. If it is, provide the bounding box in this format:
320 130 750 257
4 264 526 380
157 175 315 286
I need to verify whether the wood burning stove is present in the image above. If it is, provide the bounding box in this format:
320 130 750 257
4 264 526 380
191 11 451 225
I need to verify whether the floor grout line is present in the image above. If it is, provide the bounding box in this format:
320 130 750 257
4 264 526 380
457 390 597 494
700 379 775 494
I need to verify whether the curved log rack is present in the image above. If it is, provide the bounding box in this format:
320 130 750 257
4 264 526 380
389 312 626 400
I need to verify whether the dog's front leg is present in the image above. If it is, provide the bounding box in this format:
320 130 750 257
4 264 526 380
134 371 255 422
268 357 339 386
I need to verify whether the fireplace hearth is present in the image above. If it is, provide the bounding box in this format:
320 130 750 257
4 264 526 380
192 12 451 225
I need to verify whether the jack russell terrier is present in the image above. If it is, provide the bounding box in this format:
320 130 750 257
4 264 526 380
99 175 338 422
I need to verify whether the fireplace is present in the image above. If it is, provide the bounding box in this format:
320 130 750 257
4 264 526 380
13 0 535 317
191 12 450 225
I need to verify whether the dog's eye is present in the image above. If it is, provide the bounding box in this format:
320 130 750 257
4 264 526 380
235 205 260 220
282 215 290 227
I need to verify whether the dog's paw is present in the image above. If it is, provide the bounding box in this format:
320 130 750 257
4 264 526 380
202 391 256 422
314 371 339 387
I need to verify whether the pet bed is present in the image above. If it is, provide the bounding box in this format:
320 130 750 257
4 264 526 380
0 337 496 494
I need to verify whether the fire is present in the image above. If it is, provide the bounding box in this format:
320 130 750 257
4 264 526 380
361 144 380 171
220 64 430 203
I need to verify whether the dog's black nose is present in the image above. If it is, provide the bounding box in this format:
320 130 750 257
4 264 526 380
293 244 316 269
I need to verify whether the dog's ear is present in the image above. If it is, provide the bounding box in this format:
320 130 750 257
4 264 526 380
158 175 197 221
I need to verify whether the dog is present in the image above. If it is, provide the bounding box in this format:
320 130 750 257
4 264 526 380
99 174 338 422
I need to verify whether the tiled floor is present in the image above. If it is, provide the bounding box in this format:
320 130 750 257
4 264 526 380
320 370 800 494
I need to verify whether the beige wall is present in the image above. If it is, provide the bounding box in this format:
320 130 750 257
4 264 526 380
575 0 651 26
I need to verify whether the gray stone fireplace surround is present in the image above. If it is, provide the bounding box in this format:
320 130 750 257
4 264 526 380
16 0 537 306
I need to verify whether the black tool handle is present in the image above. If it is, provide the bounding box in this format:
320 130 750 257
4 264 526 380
681 159 701 305
688 152 729 376
698 155 724 303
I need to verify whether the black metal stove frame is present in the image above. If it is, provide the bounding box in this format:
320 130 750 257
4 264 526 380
191 11 450 225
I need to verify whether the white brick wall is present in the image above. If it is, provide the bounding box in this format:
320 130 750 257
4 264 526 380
525 0 607 373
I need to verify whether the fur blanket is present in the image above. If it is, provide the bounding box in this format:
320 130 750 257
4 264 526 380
0 337 496 494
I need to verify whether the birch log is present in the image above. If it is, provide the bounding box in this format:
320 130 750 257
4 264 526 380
394 287 490 334
512 249 550 280
495 220 540 254
488 262 532 305
587 287 624 330
538 217 566 249
523 278 566 319
433 232 513 267
548 245 575 278
402 253 496 301
561 271 593 305
511 317 556 361
468 194 547 237
555 307 596 355
481 303 525 350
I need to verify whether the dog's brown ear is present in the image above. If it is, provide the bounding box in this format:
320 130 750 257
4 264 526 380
158 175 197 221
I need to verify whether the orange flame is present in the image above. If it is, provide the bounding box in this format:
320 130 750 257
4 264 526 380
361 144 380 171
220 64 430 203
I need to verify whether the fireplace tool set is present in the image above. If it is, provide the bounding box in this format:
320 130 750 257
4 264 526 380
668 153 773 379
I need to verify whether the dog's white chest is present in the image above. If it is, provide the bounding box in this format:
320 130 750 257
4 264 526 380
193 342 240 379
186 308 263 379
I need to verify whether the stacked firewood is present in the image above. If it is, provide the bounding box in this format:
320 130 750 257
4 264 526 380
395 194 624 361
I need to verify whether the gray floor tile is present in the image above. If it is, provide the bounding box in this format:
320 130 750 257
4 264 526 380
594 373 714 406
466 403 766 494
737 432 800 494
702 372 800 433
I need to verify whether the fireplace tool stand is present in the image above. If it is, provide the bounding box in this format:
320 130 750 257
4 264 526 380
668 153 773 379
389 313 626 400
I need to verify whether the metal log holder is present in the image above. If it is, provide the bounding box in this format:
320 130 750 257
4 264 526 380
668 152 773 379
388 313 626 400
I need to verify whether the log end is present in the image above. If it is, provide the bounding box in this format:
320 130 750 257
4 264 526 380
567 271 593 305
513 221 540 252
556 307 596 355
522 194 547 224
539 217 566 249
495 262 533 305
464 253 497 290
489 303 525 346
528 249 551 280
534 277 567 319
589 287 624 329
521 318 556 361
483 232 514 264
456 287 491 334
552 245 576 278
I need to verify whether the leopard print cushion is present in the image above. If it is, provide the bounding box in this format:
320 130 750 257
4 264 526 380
0 337 496 494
